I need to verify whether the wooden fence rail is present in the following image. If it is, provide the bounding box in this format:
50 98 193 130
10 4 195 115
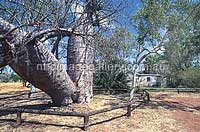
0 91 150 131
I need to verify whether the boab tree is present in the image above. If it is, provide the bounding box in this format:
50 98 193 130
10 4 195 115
0 0 121 106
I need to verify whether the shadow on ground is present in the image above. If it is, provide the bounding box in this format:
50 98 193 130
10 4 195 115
139 93 200 112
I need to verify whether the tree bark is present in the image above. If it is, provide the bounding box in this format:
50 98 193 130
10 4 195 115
0 18 77 106
66 1 95 103
67 34 94 103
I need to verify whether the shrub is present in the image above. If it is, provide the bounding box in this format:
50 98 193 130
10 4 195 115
178 68 200 88
94 64 130 94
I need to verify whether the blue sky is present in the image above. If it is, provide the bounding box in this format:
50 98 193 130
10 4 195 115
115 0 142 34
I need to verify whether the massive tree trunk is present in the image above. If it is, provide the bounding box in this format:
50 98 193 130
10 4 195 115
67 34 94 103
0 18 77 106
9 42 78 106
67 1 95 103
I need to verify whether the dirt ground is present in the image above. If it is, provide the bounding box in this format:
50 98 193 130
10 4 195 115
0 83 200 132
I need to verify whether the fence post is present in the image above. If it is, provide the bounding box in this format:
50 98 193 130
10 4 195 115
142 91 145 102
127 104 131 117
147 92 150 101
83 115 89 131
16 111 22 125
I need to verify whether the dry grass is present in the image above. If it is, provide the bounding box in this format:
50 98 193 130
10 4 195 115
0 83 199 132
0 82 28 93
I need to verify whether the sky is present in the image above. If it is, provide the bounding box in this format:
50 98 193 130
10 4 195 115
114 0 142 34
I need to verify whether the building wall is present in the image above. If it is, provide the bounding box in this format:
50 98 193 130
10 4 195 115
127 73 163 87
136 76 161 87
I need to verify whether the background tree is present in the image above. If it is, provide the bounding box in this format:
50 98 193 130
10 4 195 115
162 1 200 87
131 0 169 88
131 0 200 88
94 27 133 93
